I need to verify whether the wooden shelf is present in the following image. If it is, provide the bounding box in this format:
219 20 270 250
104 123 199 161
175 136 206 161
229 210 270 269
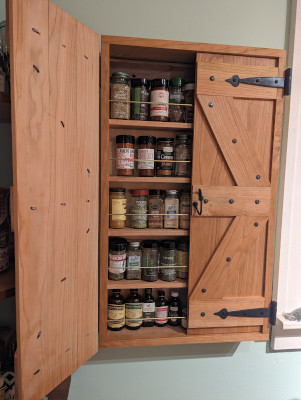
0 267 15 301
109 176 190 189
109 227 189 238
109 119 193 131
107 278 188 289
0 92 11 123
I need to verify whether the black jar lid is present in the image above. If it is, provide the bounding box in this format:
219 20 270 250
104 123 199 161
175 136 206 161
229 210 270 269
151 78 169 89
158 290 165 296
157 137 174 143
170 77 185 87
132 78 150 88
109 238 127 252
116 135 135 144
112 289 121 293
110 188 125 193
130 289 138 292
149 189 164 196
145 288 152 294
138 136 156 145
176 134 192 140
162 240 176 250
177 237 190 246
142 240 158 249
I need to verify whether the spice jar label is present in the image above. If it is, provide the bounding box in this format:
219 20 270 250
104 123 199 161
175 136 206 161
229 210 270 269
109 253 126 274
143 303 156 313
150 89 169 117
126 303 143 327
116 148 134 170
156 147 174 171
170 93 184 103
108 304 125 329
138 148 154 170
155 306 168 324
128 255 141 271
166 204 177 219
111 198 126 221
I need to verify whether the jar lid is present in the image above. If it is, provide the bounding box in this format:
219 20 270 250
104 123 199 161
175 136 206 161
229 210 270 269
171 291 179 297
145 288 152 294
166 190 178 196
110 188 125 193
130 289 138 292
176 134 192 140
112 289 121 293
112 72 130 79
149 189 164 196
177 237 190 245
157 137 174 143
109 238 127 252
183 83 195 91
138 136 156 145
180 189 191 194
170 77 185 87
132 78 150 88
142 240 158 249
151 78 169 89
158 290 165 296
131 189 149 196
162 240 176 250
128 241 140 247
116 135 135 144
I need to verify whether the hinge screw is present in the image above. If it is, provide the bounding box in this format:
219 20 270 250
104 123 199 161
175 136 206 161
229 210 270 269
255 200 260 204
254 222 259 227
256 175 261 180
201 288 206 293
204 199 208 204
30 206 37 210
201 312 205 317
210 76 215 81
232 139 237 144
226 257 231 262
229 199 234 204
208 102 214 108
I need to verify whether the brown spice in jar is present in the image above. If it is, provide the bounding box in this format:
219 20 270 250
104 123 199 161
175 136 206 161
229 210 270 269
148 190 164 229
116 135 135 176
156 138 174 177
137 136 156 177
150 79 169 122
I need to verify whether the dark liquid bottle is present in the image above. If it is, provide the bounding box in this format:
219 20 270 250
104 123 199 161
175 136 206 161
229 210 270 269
155 290 168 327
125 289 143 330
107 289 125 331
142 288 155 327
168 291 182 326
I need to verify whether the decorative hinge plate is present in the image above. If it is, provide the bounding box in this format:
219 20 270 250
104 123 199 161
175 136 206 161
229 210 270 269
226 68 291 96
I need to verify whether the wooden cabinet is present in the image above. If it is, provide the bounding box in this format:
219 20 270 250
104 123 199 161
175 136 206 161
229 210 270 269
0 0 287 398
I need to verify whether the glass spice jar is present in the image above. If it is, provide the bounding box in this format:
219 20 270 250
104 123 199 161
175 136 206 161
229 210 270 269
150 79 169 122
141 240 159 282
131 78 150 121
160 240 177 282
125 289 143 330
107 289 125 331
137 136 156 177
175 134 192 177
126 242 142 280
169 77 185 123
131 189 148 229
156 137 174 177
109 188 127 229
108 238 127 280
116 135 135 176
183 83 195 123
110 72 131 120
179 190 191 230
176 237 189 279
148 189 164 229
164 190 179 229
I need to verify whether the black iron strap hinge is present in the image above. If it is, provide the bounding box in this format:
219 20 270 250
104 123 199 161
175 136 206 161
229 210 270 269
214 301 277 326
226 68 292 96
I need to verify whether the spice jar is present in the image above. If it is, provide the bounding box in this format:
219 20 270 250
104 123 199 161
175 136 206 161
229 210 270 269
169 77 185 122
164 190 179 229
156 138 174 177
116 135 135 176
160 240 177 281
155 290 169 327
107 289 125 331
108 238 127 280
175 134 192 177
125 289 143 330
148 189 164 229
110 72 131 120
138 136 156 177
141 240 159 282
150 79 169 122
131 78 150 120
183 83 195 123
109 188 127 229
126 242 142 280
131 190 148 229
179 190 190 230
177 237 189 279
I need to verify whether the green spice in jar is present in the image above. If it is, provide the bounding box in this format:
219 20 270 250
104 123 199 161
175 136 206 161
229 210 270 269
110 72 130 120
108 238 127 280
141 240 159 282
131 189 148 229
131 78 150 120
160 240 177 281
169 77 185 123
177 237 189 279
126 242 142 280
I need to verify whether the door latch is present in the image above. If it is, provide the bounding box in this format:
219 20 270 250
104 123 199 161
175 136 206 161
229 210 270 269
193 188 203 216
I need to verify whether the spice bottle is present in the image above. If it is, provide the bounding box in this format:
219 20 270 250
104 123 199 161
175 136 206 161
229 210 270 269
110 72 131 120
160 240 177 282
183 83 195 123
131 189 148 229
108 238 127 280
116 135 135 176
177 237 189 279
155 290 169 327
164 190 179 229
126 242 142 280
148 189 164 229
107 289 125 331
168 291 182 326
169 77 185 123
179 190 191 230
150 79 169 122
141 240 159 282
137 136 156 177
175 134 192 177
109 188 127 229
156 138 174 177
131 78 150 120
142 288 155 327
125 289 143 330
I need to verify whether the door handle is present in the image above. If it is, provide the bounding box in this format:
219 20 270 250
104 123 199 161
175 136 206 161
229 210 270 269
193 188 203 216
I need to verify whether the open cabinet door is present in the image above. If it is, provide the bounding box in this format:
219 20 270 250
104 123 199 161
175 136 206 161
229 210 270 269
188 53 286 339
9 1 99 399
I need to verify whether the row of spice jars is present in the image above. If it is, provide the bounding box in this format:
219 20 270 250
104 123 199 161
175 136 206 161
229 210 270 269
110 189 190 230
110 73 195 123
108 237 189 282
116 134 192 177
108 289 186 331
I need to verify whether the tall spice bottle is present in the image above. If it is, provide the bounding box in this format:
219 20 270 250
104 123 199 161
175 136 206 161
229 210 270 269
155 290 169 327
107 289 125 331
125 289 143 330
142 288 155 327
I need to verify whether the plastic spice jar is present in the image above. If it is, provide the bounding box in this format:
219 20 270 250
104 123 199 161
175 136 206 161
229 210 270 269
108 238 127 280
141 240 159 282
148 189 164 229
126 242 142 280
175 134 192 177
177 237 189 279
164 190 179 229
110 72 131 120
116 135 135 176
109 188 127 229
156 137 174 177
137 136 156 177
160 240 177 281
183 83 195 123
131 189 148 229
150 79 169 121
131 78 150 121
179 190 191 230
169 77 185 122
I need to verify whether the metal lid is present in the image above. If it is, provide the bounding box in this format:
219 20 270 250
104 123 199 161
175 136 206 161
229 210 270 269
165 190 178 196
109 238 127 252
131 189 149 196
132 78 150 88
158 290 165 296
142 240 158 249
162 240 176 250
151 78 169 89
138 136 156 145
116 135 135 144
149 189 164 196
112 72 130 79
128 242 140 247
183 83 195 91
110 188 125 193
157 137 174 143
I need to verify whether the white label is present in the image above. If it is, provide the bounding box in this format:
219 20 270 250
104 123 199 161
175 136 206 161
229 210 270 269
116 148 134 170
109 253 126 274
155 306 168 324
150 89 169 117
166 204 178 219
170 93 184 102
138 148 154 170
127 255 141 271
142 303 156 313
170 306 178 312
